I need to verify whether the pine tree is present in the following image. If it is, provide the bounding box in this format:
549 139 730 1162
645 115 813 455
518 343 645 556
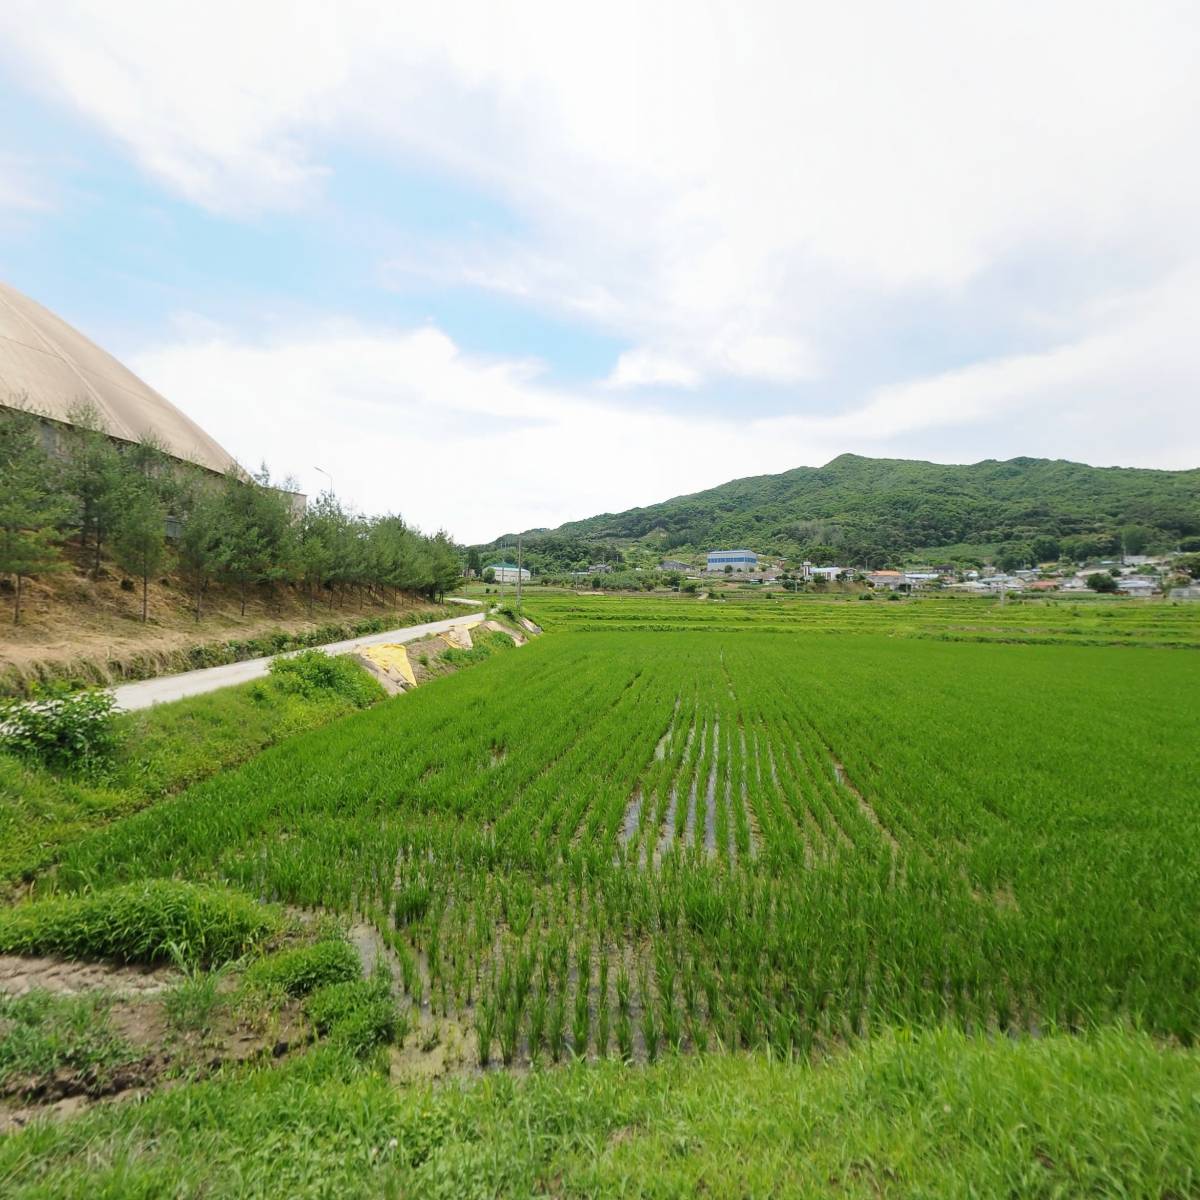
111 480 166 622
0 409 69 624
61 404 124 579
178 483 223 621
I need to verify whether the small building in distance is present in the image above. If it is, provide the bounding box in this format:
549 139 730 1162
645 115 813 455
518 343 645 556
707 549 758 573
866 570 906 590
1170 584 1200 600
487 563 530 583
804 564 852 582
1116 577 1156 596
659 559 692 573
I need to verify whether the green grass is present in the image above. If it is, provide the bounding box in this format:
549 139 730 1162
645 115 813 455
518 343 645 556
0 990 137 1093
0 880 278 967
1 1026 1197 1197
440 627 515 667
244 939 362 997
305 973 402 1057
0 656 385 883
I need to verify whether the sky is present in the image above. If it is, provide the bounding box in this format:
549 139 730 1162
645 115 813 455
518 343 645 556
1 1 1198 544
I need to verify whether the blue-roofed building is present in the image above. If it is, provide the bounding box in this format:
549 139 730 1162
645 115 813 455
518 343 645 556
707 548 758 573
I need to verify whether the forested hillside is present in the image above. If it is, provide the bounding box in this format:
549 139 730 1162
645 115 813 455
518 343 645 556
483 454 1200 569
0 405 461 627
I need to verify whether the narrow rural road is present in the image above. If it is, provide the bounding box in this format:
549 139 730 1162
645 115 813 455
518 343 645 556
111 611 489 712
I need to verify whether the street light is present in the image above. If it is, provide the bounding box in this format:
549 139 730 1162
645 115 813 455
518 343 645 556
314 466 334 496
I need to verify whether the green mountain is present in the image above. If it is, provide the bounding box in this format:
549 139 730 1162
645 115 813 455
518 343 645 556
482 454 1200 570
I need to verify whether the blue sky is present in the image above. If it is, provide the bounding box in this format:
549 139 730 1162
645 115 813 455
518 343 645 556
1 2 1198 542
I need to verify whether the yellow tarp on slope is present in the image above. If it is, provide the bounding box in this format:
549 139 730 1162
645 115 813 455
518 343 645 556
441 625 473 650
359 643 416 687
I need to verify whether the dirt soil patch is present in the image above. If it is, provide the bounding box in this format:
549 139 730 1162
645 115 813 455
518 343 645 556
0 954 177 998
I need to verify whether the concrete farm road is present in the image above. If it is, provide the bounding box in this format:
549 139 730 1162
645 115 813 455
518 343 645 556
111 611 489 712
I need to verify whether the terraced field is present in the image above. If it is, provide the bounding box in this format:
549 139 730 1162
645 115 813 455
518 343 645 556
42 626 1200 1066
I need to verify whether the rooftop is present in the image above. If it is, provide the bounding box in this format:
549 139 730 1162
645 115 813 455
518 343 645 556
0 280 237 475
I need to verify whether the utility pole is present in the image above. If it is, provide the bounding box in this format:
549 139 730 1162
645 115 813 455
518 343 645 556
516 534 523 605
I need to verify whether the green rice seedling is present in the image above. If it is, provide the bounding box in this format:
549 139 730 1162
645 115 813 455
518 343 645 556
475 995 498 1067
616 964 631 1017
499 988 523 1066
616 1009 633 1062
641 1002 660 1063
572 943 591 1058
527 985 548 1064
548 990 567 1062
393 882 431 927
164 950 230 1033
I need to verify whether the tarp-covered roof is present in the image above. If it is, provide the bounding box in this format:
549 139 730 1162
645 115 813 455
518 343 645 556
0 280 237 475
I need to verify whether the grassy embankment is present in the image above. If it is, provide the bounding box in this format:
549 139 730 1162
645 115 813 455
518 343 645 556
0 655 387 885
2 1025 1198 1197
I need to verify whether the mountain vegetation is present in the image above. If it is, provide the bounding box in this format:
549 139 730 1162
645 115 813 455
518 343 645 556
481 454 1200 571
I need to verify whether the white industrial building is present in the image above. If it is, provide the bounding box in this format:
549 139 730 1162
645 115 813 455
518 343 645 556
707 549 758 572
487 563 530 583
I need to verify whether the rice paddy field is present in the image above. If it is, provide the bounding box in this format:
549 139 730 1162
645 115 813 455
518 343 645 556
524 588 1200 647
39 605 1200 1058
4 591 1200 1195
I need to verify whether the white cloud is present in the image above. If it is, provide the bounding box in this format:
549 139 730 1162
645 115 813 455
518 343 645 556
607 349 701 389
129 279 1199 544
6 0 1199 392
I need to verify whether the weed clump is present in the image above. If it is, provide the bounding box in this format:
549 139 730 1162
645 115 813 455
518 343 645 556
305 973 401 1056
267 650 384 709
442 629 514 667
245 939 361 997
0 881 277 967
0 990 138 1091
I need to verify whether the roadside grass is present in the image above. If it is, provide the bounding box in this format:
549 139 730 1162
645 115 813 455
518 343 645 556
441 628 515 668
0 880 279 967
0 990 138 1095
0 656 385 884
1 1025 1197 1197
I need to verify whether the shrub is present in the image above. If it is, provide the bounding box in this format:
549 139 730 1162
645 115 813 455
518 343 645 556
0 683 120 773
0 881 277 967
268 650 384 708
245 939 361 997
